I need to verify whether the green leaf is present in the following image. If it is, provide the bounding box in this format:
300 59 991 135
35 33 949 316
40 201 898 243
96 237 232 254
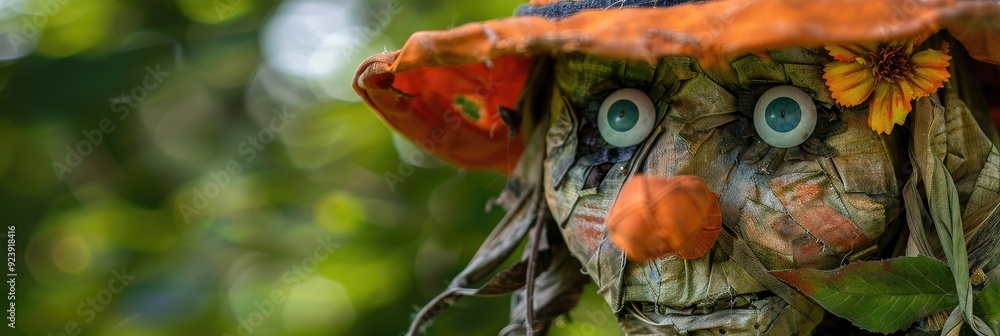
974 281 1000 334
770 256 959 333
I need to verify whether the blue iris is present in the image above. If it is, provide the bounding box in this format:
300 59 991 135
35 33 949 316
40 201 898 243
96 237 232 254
607 99 639 132
764 97 801 133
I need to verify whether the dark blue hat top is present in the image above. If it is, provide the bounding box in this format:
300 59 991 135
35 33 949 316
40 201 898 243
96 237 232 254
516 0 700 18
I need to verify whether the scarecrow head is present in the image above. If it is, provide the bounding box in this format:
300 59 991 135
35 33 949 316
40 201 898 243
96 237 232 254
354 0 1000 334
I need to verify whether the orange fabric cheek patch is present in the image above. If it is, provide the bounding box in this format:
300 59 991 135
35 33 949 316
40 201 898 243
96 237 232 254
607 175 723 262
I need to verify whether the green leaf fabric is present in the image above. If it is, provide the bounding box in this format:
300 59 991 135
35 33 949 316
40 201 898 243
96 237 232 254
975 282 1000 334
771 256 959 333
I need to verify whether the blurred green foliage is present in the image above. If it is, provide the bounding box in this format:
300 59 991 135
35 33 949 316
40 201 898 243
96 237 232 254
0 0 622 335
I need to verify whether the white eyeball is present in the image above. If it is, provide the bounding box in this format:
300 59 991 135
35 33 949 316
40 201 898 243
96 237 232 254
753 85 817 148
598 88 656 147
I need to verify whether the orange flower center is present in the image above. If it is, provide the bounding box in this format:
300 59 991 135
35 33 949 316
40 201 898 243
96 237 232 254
869 44 911 83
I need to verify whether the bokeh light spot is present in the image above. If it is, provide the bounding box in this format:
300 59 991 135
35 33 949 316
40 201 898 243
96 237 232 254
313 192 364 235
282 277 355 334
177 0 254 24
51 235 92 274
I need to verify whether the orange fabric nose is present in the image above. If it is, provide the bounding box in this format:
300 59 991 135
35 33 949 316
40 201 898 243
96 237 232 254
607 175 723 262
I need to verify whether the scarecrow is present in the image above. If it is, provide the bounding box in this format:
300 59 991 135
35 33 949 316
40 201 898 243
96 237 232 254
353 0 1000 334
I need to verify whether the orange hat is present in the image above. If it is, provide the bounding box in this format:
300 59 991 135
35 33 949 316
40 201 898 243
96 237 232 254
353 0 1000 173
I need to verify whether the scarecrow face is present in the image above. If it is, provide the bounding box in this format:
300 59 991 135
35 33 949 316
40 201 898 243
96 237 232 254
353 0 1000 333
543 50 904 333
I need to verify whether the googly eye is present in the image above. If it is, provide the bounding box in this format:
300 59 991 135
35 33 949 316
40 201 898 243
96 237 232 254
598 88 656 147
753 85 817 148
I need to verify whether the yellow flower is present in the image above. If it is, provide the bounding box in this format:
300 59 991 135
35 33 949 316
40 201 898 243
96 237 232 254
823 38 951 134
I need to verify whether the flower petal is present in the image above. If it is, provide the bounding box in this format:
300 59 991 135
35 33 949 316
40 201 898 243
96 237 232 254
906 49 952 97
826 43 877 63
888 38 917 55
823 61 876 107
827 45 860 62
897 79 917 101
911 48 952 68
868 81 913 134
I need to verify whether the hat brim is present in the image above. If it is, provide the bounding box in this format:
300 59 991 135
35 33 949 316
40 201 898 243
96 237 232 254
354 0 1000 173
